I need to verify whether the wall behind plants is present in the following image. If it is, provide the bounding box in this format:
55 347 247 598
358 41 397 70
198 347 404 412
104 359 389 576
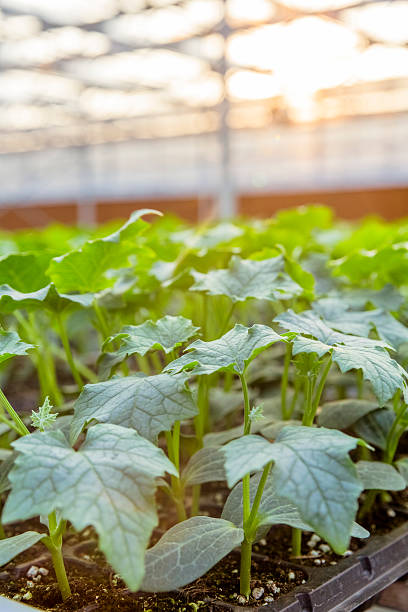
0 185 407 230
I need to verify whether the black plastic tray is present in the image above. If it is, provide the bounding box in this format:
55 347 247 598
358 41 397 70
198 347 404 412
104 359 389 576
211 522 408 612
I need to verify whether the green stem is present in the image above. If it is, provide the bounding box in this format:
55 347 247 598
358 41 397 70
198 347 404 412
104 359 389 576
149 351 163 374
136 354 151 375
311 356 332 417
219 302 236 337
239 369 255 598
55 313 83 390
357 370 364 399
240 538 252 598
245 462 272 537
0 389 29 436
165 427 186 522
288 375 300 419
358 490 377 521
281 343 292 420
50 345 97 383
92 299 110 338
191 485 201 517
43 513 71 602
292 528 302 557
240 373 251 436
17 312 63 406
384 400 407 464
301 376 314 426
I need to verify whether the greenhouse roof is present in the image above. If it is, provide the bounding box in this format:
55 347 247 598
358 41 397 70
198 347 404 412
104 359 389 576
0 0 407 153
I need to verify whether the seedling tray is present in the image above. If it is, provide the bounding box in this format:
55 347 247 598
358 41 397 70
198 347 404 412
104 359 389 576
211 522 408 612
0 522 407 611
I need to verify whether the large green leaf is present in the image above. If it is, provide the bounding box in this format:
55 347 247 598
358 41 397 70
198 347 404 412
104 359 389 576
182 447 226 486
0 531 46 566
343 285 404 311
356 461 405 491
70 373 197 444
140 517 244 592
0 331 34 364
101 316 199 376
0 283 93 314
396 457 408 485
164 324 285 376
48 209 160 293
313 300 408 350
352 408 395 450
3 424 176 591
222 426 362 553
221 471 369 541
318 399 380 429
190 256 302 302
0 252 52 292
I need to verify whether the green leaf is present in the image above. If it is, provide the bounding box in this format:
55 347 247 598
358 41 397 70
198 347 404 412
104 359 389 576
276 310 407 405
221 471 368 541
222 426 362 553
356 461 406 491
0 331 34 364
140 517 244 592
353 408 395 450
343 285 404 311
396 457 408 485
313 300 408 350
164 324 285 376
48 209 160 293
70 373 197 444
182 447 226 486
3 424 176 591
190 256 302 302
101 316 199 375
318 400 380 430
0 283 94 314
0 252 52 292
209 387 243 423
0 452 16 495
0 532 45 566
31 397 57 432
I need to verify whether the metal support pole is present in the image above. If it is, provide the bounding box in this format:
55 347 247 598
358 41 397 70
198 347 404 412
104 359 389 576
217 0 236 220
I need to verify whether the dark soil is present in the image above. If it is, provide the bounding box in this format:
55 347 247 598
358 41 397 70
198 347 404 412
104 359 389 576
0 523 306 611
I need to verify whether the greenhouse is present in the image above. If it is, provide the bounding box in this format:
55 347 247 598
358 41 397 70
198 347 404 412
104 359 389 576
0 1 407 611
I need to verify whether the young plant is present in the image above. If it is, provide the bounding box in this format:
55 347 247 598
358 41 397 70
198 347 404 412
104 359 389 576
70 370 197 521
0 417 176 599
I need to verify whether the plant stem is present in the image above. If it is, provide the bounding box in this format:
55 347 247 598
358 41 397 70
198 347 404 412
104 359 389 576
245 462 272 537
0 389 29 436
240 373 251 436
357 370 364 399
239 369 256 597
301 376 314 426
239 538 252 598
384 398 407 464
165 426 187 522
288 375 300 418
311 356 332 416
358 490 377 521
43 512 71 601
55 314 83 390
219 302 235 336
191 484 201 517
281 343 292 420
50 345 97 382
291 528 302 557
191 376 210 516
92 299 110 339
149 351 163 374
